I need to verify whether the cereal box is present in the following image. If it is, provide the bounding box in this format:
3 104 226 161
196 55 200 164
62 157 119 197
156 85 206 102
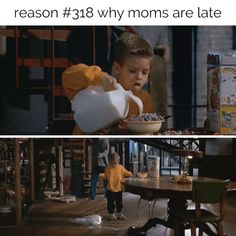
207 51 236 134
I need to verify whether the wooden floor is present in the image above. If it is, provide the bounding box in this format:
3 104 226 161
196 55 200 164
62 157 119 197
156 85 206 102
1 192 236 236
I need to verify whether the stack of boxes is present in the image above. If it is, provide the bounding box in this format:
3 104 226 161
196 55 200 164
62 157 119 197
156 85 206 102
207 51 236 134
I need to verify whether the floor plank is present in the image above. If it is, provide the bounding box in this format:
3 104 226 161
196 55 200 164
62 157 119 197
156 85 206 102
0 192 236 236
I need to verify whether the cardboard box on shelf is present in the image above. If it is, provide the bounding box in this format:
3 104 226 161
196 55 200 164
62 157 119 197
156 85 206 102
207 51 236 134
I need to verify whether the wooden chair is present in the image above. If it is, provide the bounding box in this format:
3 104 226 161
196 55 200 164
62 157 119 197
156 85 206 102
137 191 158 219
174 179 230 236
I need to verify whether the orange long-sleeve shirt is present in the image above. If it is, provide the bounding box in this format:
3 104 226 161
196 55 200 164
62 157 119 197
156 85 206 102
62 64 106 101
100 164 132 192
62 64 153 134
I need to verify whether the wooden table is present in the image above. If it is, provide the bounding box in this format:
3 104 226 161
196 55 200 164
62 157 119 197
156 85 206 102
123 176 236 236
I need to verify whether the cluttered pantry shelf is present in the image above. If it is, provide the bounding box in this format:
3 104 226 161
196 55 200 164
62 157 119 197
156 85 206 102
0 27 75 125
0 139 34 227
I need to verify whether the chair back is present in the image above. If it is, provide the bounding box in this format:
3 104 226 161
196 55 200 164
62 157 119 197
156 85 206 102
192 179 229 204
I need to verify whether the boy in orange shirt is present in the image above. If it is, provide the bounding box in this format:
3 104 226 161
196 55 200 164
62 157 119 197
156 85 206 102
99 152 132 220
62 32 154 134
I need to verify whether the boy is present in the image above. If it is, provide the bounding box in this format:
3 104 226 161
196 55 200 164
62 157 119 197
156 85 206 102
99 152 132 220
62 32 154 134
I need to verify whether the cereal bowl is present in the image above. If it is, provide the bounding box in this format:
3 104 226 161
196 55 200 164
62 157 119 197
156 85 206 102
125 120 164 134
137 172 148 178
125 113 165 134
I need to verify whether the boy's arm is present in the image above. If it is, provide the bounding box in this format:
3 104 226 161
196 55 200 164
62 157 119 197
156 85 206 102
101 75 118 92
62 63 118 101
99 166 110 180
122 166 133 178
99 173 106 180
62 63 106 101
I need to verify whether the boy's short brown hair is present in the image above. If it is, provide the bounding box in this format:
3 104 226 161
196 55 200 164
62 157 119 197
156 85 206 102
110 152 120 165
114 32 153 65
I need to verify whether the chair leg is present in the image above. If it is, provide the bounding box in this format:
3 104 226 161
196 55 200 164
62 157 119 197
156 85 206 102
190 223 197 236
198 226 203 236
148 200 151 219
137 198 157 220
137 197 142 219
217 222 224 236
151 199 157 218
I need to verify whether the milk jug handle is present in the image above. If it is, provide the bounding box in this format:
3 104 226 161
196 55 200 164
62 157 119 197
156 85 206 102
114 83 143 115
127 92 143 115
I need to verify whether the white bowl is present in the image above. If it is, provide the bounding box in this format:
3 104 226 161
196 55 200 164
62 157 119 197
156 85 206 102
125 119 164 134
137 172 148 178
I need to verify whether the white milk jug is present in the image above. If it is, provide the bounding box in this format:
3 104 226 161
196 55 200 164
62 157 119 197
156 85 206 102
71 84 143 133
147 156 160 178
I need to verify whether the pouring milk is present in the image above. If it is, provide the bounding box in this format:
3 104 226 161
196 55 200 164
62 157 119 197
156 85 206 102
71 83 143 133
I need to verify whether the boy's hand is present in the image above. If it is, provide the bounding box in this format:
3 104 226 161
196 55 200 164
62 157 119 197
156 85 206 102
101 74 118 91
99 173 105 180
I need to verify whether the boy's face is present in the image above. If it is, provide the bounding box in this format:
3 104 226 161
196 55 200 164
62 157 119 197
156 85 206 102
112 161 119 166
115 55 151 92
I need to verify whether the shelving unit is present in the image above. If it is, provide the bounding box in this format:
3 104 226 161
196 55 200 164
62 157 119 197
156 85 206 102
0 138 34 226
0 27 70 134
60 138 92 197
0 26 98 134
